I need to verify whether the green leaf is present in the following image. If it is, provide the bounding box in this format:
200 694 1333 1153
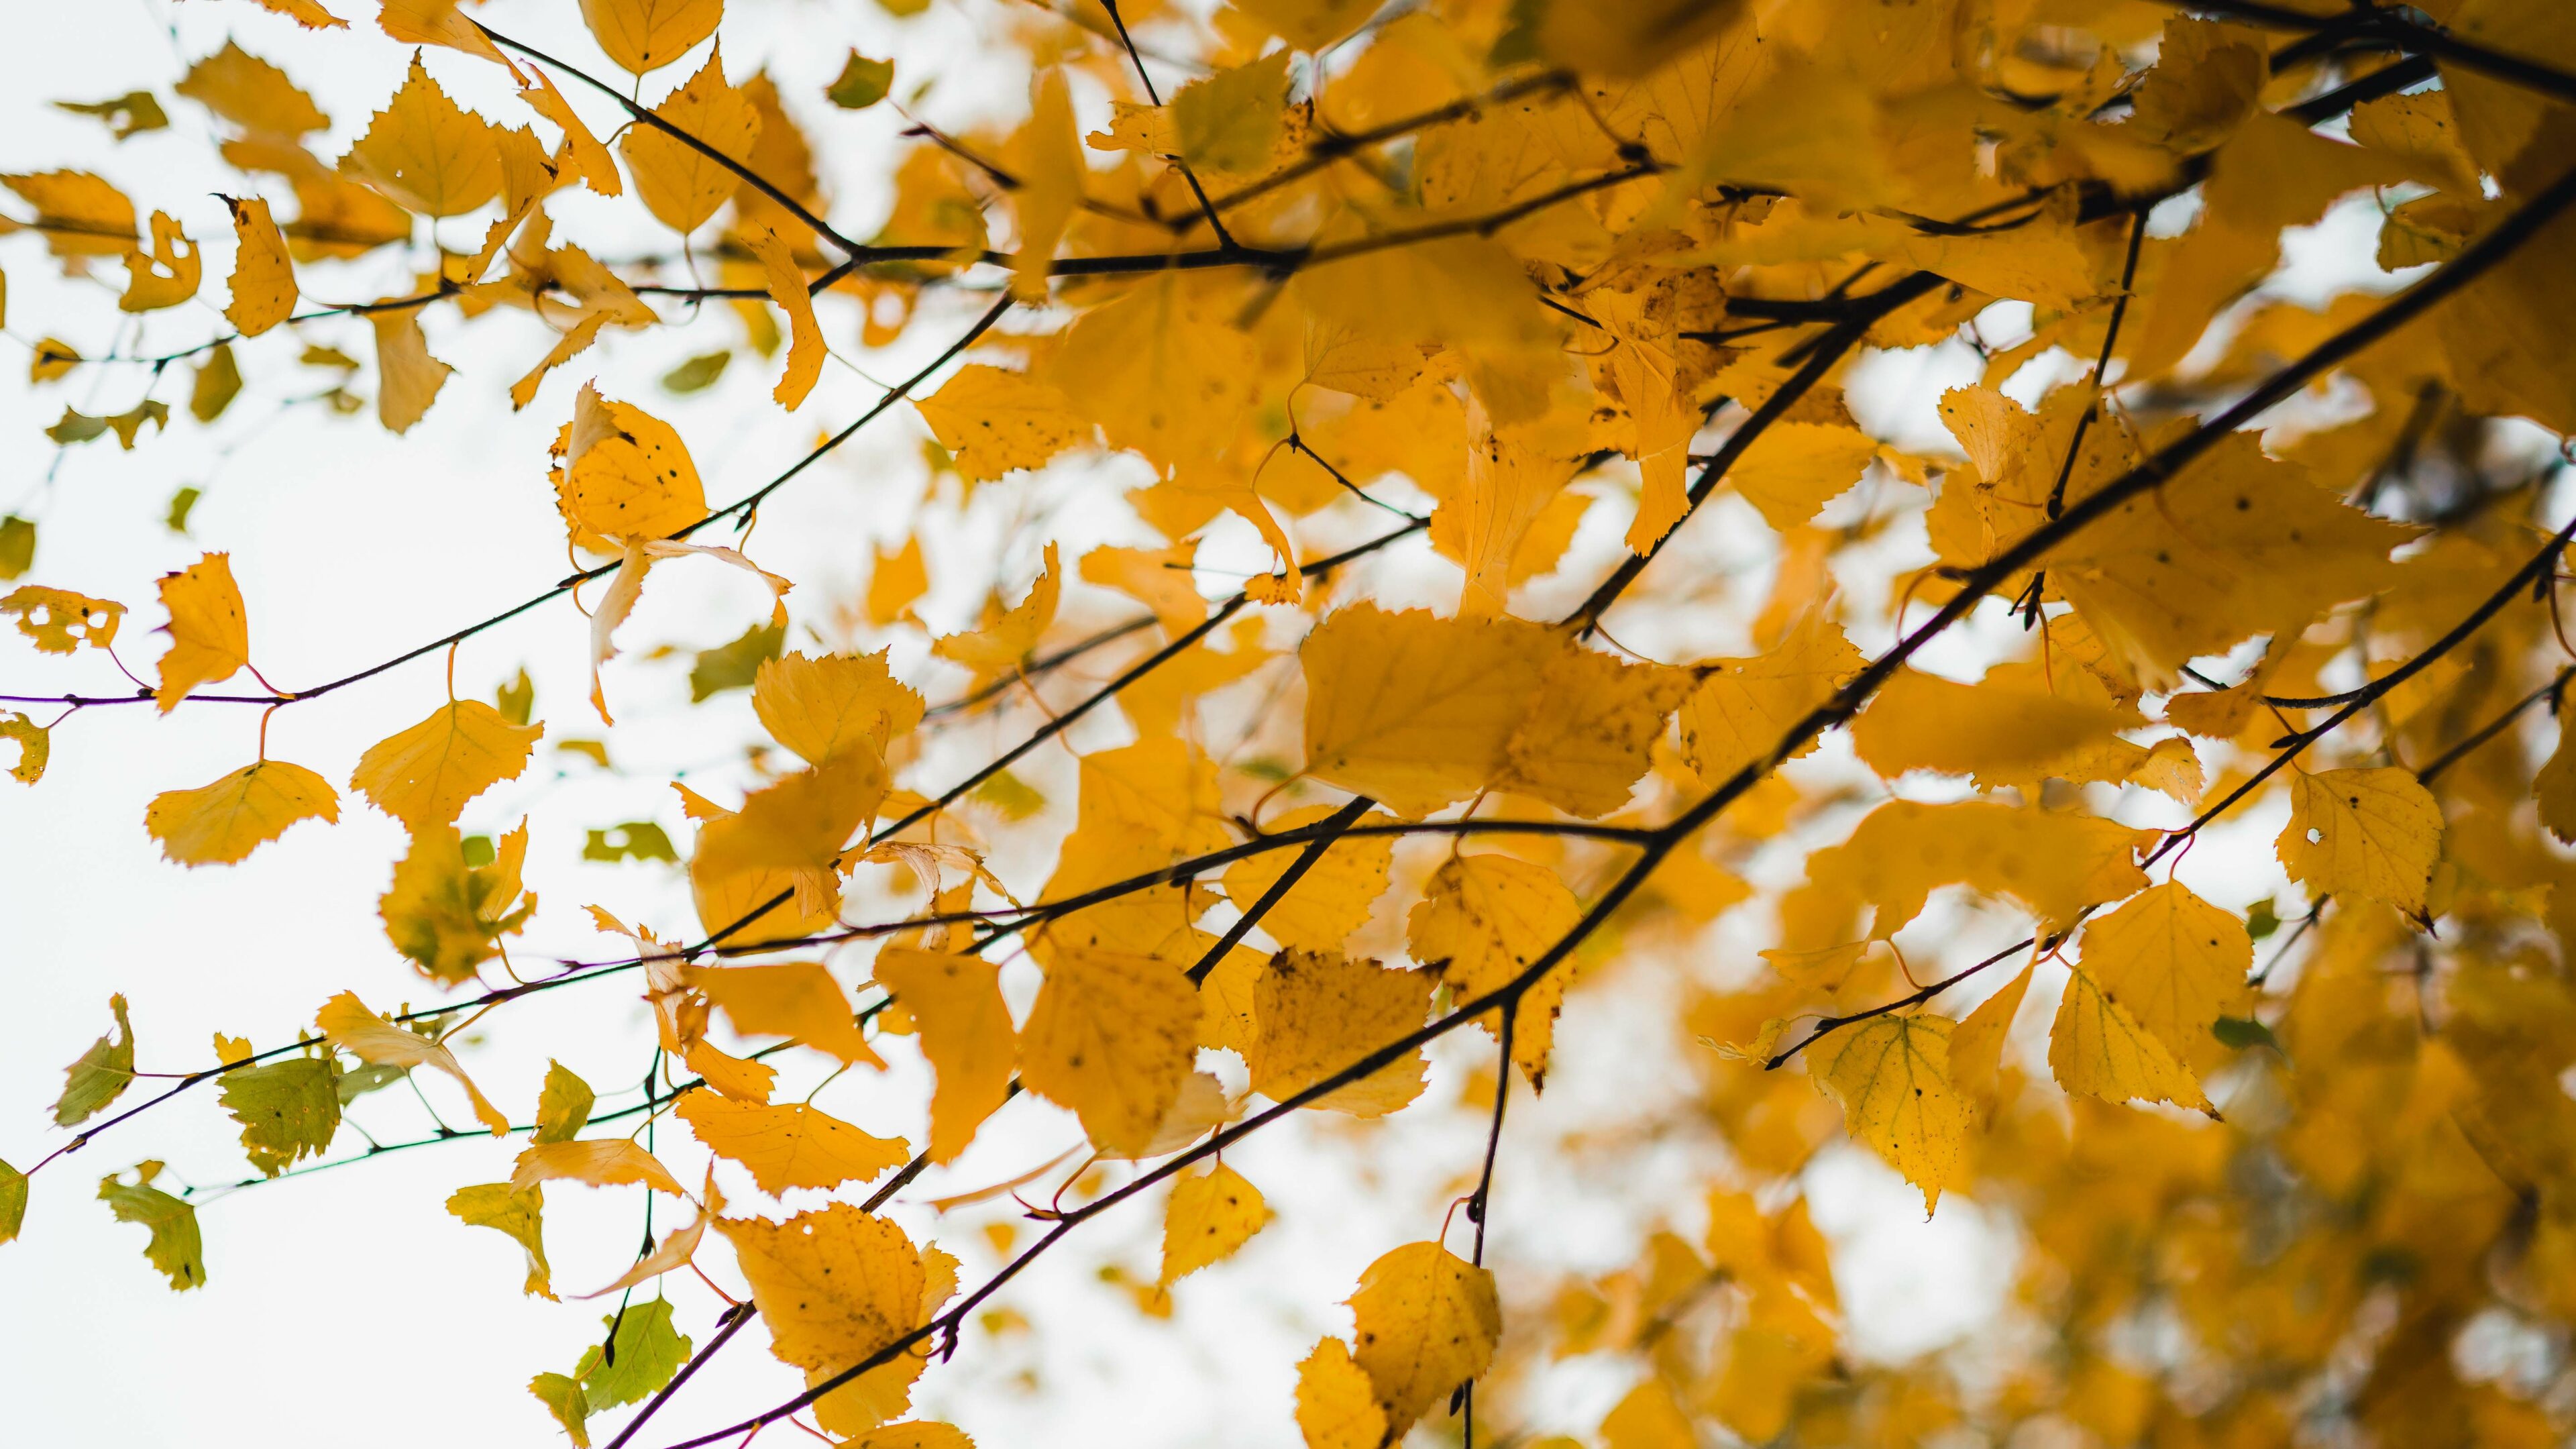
533 1061 595 1144
449 1181 553 1298
164 486 201 535
529 1371 592 1447
2212 1015 2284 1055
496 667 535 727
583 822 678 863
576 1299 694 1409
189 343 241 423
217 1055 341 1177
55 91 168 140
827 51 896 110
0 514 33 579
97 1163 204 1290
2244 898 2281 942
0 1155 26 1245
661 351 731 394
336 1060 409 1106
690 621 784 702
462 833 497 867
46 408 107 446
54 993 135 1126
970 769 1046 821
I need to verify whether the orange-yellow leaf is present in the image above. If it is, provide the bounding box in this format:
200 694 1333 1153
349 700 543 832
317 990 510 1135
745 223 822 408
1813 1014 1966 1212
145 759 339 867
578 0 723 76
676 1093 910 1195
1294 1336 1388 1449
1298 604 1552 816
1020 947 1200 1156
154 553 251 710
221 196 296 335
2275 767 2443 920
621 45 759 233
340 55 501 217
1159 1161 1270 1285
687 961 885 1067
1248 950 1432 1118
754 650 924 768
872 947 1015 1164
914 365 1090 483
510 1138 690 1195
1346 1242 1502 1436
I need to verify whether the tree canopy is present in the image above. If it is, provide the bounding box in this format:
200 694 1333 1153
7 0 2576 1445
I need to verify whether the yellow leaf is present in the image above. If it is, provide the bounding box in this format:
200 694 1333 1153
1806 800 2153 938
1728 421 1877 533
2275 767 2444 921
178 42 329 137
447 1182 554 1299
621 45 760 233
1298 604 1552 816
521 66 623 196
1847 668 2131 784
1020 947 1201 1156
1159 1161 1271 1285
554 383 707 548
1080 543 1208 640
688 962 885 1067
380 821 537 984
1 171 134 258
340 55 500 217
146 759 338 867
752 650 922 768
2538 716 2576 843
579 0 723 76
511 1138 689 1195
369 299 453 434
1293 1336 1389 1449
914 365 1090 483
716 1204 946 1429
1248 949 1432 1118
1407 853 1584 1087
119 212 200 312
2435 205 2576 436
932 541 1060 683
1173 51 1289 174
221 196 296 335
744 223 822 409
1346 1241 1502 1436
693 753 888 918
2 712 48 785
2075 883 2251 1079
2051 435 2416 689
378 0 517 70
1454 398 1578 618
845 1427 974 1449
1496 647 1693 818
3 586 124 654
247 0 347 27
872 947 1015 1164
1679 609 1864 788
867 536 928 627
676 1093 910 1195
1236 0 1378 50
154 552 252 710
1813 1014 1966 1212
1949 962 2032 1120
317 990 511 1136
1601 1379 1697 1449
1538 0 1748 77
349 700 543 831
2048 962 2212 1114
1220 804 1395 953
1008 69 1081 301
1044 273 1258 469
